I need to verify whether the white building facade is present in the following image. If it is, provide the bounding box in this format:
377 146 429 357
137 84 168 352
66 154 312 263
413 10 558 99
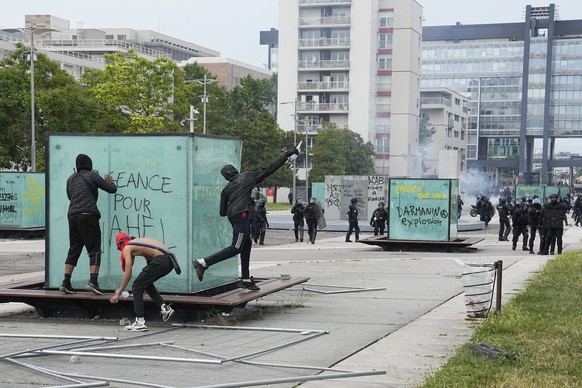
419 87 469 177
277 0 423 178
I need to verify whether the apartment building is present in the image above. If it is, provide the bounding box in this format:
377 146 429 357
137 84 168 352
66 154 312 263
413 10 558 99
419 88 468 177
277 0 424 178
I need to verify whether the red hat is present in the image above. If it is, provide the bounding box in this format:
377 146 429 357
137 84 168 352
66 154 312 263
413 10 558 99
115 232 134 271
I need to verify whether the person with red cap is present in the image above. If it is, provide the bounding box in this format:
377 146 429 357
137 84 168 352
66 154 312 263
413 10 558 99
192 146 300 291
110 232 176 332
59 154 117 295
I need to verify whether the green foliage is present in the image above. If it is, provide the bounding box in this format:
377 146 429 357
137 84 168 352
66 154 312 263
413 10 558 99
0 46 287 180
421 251 582 388
82 51 185 133
0 43 106 171
309 124 375 182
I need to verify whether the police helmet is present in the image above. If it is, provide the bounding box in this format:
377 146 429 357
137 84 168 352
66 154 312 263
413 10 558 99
309 197 316 204
499 196 506 204
351 197 358 204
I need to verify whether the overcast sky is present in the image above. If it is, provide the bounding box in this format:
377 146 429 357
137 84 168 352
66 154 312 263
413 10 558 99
3 1 582 68
2 1 582 151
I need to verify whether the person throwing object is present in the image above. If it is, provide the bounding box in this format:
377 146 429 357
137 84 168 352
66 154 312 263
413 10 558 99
110 233 178 332
192 146 300 291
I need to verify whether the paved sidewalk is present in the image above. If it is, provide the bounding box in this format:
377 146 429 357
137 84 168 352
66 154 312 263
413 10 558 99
1 218 579 387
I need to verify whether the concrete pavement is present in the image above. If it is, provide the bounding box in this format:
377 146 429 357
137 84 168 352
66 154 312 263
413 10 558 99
0 213 579 387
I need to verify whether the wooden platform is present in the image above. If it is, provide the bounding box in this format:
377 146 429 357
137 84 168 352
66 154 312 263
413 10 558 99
0 227 45 239
358 236 484 252
0 273 309 319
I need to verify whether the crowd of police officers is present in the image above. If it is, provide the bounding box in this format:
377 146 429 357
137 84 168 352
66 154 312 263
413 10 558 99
476 191 582 255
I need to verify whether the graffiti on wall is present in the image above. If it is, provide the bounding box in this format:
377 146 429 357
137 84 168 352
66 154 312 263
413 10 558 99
106 171 176 248
325 177 342 210
368 176 386 202
0 174 45 227
389 179 454 242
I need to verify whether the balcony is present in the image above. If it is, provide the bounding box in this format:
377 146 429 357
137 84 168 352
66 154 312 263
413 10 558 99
299 0 351 6
296 102 349 113
419 97 452 107
299 16 351 27
298 37 350 49
298 59 350 70
298 80 349 91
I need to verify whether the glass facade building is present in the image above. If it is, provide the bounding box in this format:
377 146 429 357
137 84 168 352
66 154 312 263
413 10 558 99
421 4 582 184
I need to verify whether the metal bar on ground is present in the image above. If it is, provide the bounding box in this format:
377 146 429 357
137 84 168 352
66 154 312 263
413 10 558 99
39 349 222 364
6 357 86 385
193 369 387 388
175 323 329 335
70 341 174 352
303 286 386 294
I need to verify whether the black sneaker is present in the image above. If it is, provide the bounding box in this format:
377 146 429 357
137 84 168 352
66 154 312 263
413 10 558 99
238 279 260 291
192 259 206 281
86 282 104 295
59 283 75 294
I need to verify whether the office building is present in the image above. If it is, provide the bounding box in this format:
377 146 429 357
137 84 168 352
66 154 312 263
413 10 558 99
422 4 582 185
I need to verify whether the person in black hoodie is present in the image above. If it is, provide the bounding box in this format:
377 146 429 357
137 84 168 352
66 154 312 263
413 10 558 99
60 154 117 295
192 147 299 291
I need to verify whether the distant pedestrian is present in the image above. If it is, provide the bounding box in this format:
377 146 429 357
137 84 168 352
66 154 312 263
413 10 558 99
59 154 117 295
496 196 511 241
457 196 464 219
370 201 388 236
305 197 324 244
110 233 178 332
345 197 360 242
528 198 542 254
511 201 529 251
288 192 293 205
291 198 305 242
253 198 269 245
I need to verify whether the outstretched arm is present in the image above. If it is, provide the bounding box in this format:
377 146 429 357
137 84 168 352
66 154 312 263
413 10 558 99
254 147 300 185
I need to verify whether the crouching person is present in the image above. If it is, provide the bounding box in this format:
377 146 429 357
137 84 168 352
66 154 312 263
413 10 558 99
110 232 180 331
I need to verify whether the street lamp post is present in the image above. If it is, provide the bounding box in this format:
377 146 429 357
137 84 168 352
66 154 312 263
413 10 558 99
185 74 217 134
305 118 309 201
197 74 218 134
2 27 58 171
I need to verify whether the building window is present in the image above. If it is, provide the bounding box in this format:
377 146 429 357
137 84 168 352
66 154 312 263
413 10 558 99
378 56 392 70
379 15 393 27
105 34 114 40
379 33 393 49
375 136 390 153
117 34 126 41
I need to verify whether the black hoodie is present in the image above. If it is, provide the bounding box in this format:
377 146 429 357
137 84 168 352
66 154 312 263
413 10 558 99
218 151 290 220
66 154 117 217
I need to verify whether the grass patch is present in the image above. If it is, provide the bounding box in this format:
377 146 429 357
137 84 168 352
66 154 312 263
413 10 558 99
421 251 582 388
266 202 292 211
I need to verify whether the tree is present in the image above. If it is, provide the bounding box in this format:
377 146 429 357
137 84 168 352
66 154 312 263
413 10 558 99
309 124 375 182
419 113 437 173
0 43 115 171
82 51 185 133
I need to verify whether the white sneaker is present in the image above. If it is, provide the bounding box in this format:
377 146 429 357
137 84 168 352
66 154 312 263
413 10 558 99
160 304 175 322
124 320 147 332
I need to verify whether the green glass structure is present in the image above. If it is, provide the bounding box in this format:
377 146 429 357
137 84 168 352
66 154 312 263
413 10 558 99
0 172 45 229
388 179 458 242
46 134 241 293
